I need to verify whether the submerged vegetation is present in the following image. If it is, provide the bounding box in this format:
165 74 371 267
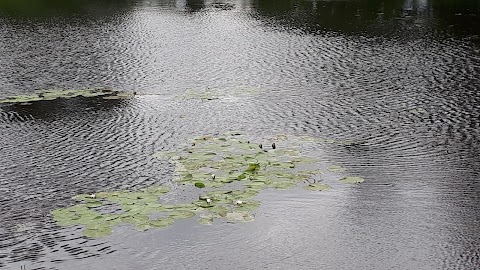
51 133 364 238
0 89 135 104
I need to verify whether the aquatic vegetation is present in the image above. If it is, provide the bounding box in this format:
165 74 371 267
194 182 206 188
328 165 346 173
51 133 365 238
303 183 332 191
166 134 323 191
0 89 135 104
339 176 365 184
177 88 262 101
51 186 178 237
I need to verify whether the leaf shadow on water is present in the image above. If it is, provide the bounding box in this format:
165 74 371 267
0 89 135 121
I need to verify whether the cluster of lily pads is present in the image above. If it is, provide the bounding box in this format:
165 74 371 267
0 89 135 104
51 133 364 238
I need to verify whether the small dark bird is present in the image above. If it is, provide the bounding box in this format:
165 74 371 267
272 143 276 149
259 144 263 149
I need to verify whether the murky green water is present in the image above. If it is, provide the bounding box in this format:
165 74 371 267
1 0 479 269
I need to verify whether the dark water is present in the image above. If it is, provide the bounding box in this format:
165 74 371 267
1 0 480 269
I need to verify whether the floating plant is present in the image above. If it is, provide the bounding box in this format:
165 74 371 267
328 165 346 173
176 88 262 101
339 176 365 184
51 133 364 238
0 89 135 104
164 134 324 192
303 183 332 191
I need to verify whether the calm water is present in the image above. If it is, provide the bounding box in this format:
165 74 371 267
1 0 480 269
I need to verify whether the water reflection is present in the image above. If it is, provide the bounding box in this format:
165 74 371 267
186 0 205 12
0 0 137 17
253 0 480 38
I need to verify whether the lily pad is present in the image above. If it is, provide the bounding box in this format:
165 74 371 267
198 215 214 225
328 165 346 173
339 176 365 184
226 211 254 222
235 200 261 211
246 163 260 172
169 210 196 219
194 182 206 188
269 181 297 190
84 226 113 238
150 217 175 228
303 184 332 191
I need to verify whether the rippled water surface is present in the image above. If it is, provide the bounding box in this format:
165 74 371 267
1 0 480 269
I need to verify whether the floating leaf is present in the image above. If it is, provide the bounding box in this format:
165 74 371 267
169 210 196 219
150 217 175 228
194 200 215 208
226 212 254 222
86 201 103 208
328 165 346 173
194 182 206 188
303 184 332 191
84 226 113 238
207 205 229 217
198 215 214 225
269 181 297 190
235 200 261 211
339 176 364 184
245 163 260 172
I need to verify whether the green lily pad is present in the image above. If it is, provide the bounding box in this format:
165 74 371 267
150 217 175 228
194 200 215 208
86 201 103 208
84 226 113 238
194 182 206 188
235 200 261 211
339 176 365 184
169 210 196 219
246 163 260 172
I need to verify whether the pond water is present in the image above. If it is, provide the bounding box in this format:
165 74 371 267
1 0 480 269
